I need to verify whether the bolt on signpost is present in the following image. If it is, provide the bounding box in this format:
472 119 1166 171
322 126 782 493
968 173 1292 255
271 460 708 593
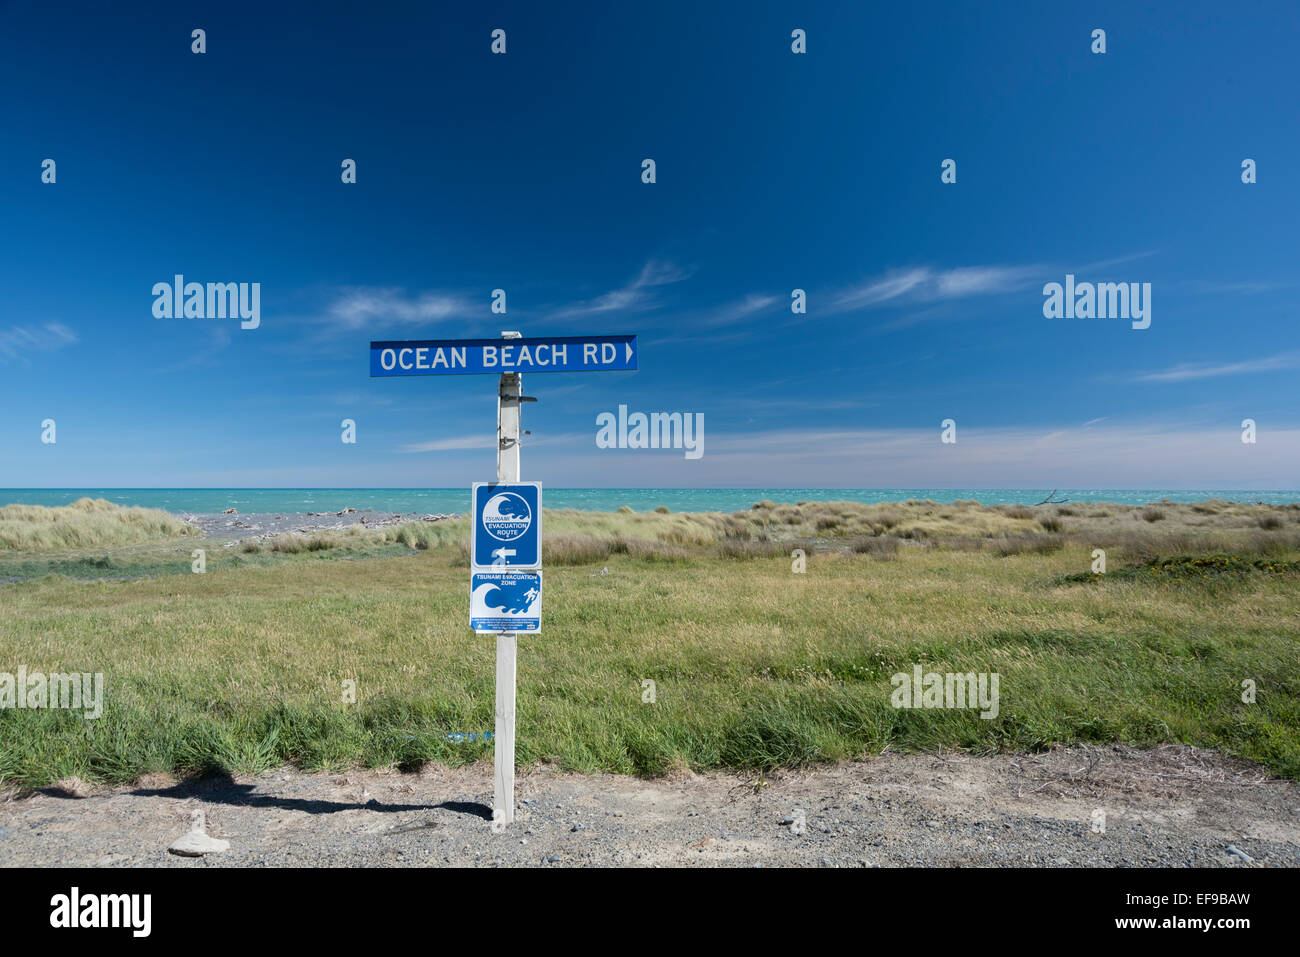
370 330 637 828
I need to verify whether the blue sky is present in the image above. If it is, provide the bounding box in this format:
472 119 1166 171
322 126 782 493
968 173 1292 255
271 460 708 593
1 0 1297 489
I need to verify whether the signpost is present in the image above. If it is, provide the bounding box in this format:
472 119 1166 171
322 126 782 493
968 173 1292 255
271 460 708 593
371 330 636 829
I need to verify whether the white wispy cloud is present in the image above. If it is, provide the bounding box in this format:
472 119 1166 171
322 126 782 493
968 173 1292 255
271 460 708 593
698 293 780 327
828 252 1169 319
400 431 588 454
1077 250 1160 271
830 268 931 311
934 265 1040 298
400 435 496 453
549 259 693 319
128 420 1300 489
1135 352 1300 383
829 264 1041 314
324 287 471 330
0 322 78 361
527 422 1299 488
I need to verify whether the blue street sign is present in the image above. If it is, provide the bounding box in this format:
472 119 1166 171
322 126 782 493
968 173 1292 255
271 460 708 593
472 482 541 568
370 335 637 376
471 570 542 634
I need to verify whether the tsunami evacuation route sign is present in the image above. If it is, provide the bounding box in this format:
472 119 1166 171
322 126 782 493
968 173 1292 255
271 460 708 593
471 481 541 568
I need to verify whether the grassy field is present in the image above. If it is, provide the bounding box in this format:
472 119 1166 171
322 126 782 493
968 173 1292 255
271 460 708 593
1 498 1298 789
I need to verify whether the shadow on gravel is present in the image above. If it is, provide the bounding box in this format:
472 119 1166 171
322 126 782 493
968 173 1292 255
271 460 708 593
430 801 492 820
35 773 496 821
114 772 433 815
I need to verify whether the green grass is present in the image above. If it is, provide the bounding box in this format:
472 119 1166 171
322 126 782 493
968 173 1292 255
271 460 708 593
1057 555 1300 585
1 499 1298 788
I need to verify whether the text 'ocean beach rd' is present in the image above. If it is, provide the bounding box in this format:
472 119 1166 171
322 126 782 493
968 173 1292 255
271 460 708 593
370 335 637 376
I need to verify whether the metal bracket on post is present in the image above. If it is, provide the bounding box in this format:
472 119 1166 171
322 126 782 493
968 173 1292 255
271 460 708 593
493 332 522 830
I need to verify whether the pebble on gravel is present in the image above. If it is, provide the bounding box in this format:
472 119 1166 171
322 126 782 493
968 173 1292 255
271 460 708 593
168 811 229 857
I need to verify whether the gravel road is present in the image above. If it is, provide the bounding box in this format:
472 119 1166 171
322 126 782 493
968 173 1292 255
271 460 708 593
2 745 1296 867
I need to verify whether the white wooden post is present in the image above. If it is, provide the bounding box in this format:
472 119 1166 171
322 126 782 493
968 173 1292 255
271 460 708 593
493 332 522 827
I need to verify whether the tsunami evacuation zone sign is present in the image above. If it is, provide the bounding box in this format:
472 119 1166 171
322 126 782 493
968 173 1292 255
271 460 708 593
470 570 542 634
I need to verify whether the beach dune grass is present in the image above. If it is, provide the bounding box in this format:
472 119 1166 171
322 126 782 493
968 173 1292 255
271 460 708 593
0 498 198 551
5 496 1297 560
2 496 1299 788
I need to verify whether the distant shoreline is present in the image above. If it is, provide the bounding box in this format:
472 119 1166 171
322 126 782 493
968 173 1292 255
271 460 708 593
181 509 460 543
3 488 1299 515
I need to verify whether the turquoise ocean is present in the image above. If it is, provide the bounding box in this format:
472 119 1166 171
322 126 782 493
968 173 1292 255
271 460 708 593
2 489 1296 514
